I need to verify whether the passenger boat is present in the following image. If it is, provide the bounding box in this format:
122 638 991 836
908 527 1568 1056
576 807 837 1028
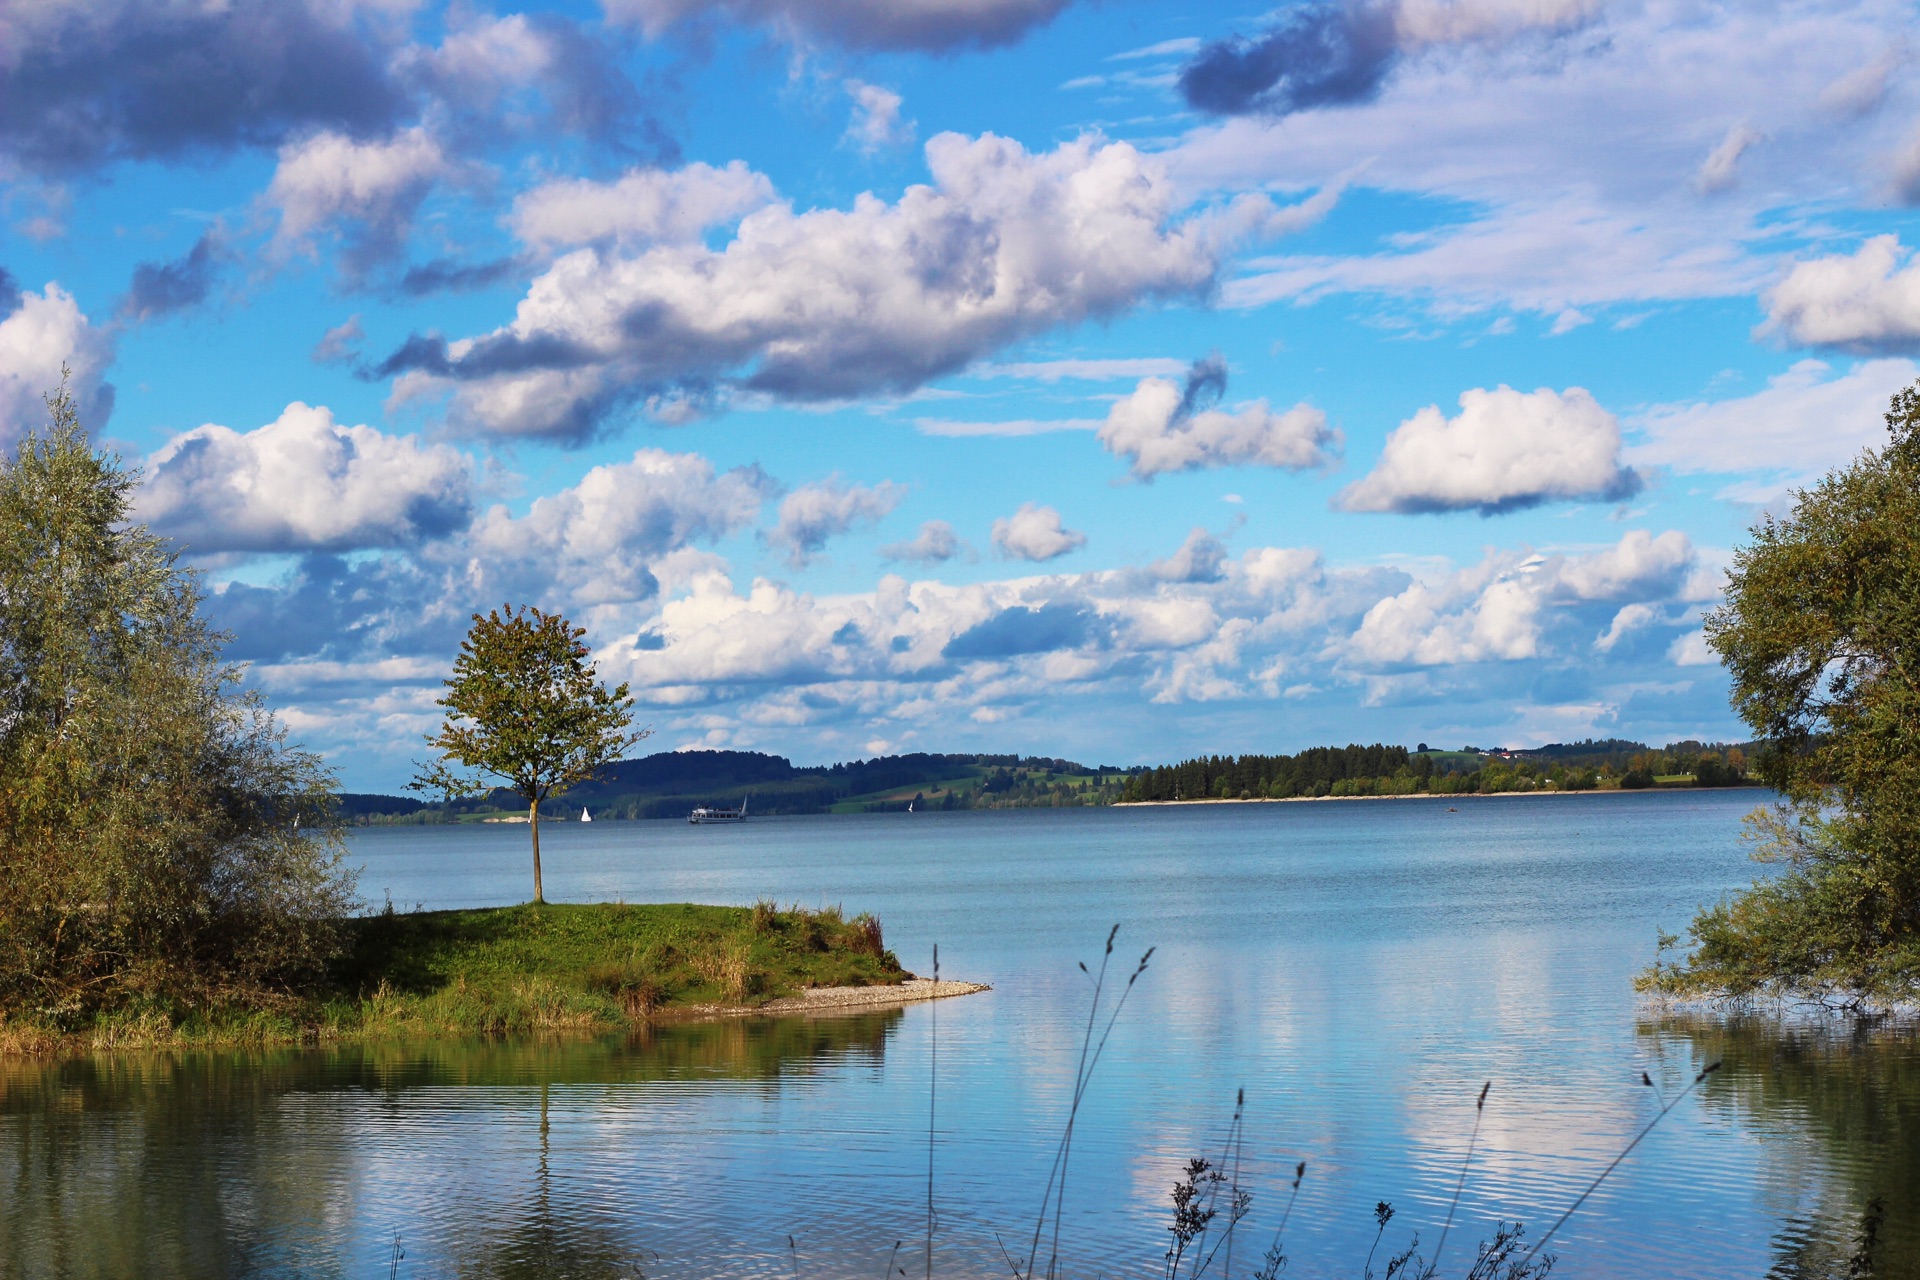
689 796 748 824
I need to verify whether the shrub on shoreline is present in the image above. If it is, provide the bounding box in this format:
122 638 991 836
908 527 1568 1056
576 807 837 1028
1647 384 1920 1005
0 379 354 1024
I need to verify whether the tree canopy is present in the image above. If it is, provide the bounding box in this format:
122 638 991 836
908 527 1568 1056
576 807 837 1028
415 605 644 902
0 378 354 1016
1648 385 1920 1002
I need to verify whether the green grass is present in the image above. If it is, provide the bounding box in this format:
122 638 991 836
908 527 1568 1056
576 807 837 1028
829 767 1131 812
829 773 986 811
1 902 908 1056
340 901 903 1009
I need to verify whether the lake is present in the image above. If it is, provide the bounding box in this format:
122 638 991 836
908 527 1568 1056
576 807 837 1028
4 791 1916 1278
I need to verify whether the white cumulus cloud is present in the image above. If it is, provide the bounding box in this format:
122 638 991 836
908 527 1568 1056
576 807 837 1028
375 132 1229 441
138 403 472 553
768 477 906 566
1099 362 1338 480
265 127 450 275
1348 530 1695 668
1669 629 1717 666
1556 529 1693 601
1350 566 1546 666
845 81 912 152
1151 528 1229 583
0 283 115 444
881 519 962 564
510 160 777 252
1594 602 1658 652
992 502 1085 561
1762 235 1920 354
469 449 774 604
1339 385 1640 514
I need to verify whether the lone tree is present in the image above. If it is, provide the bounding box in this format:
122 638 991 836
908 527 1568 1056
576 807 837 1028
0 376 353 1015
415 605 644 903
1647 384 1920 1002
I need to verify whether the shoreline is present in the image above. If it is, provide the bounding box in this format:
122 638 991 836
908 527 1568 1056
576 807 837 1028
1116 785 1764 808
663 978 989 1021
0 980 991 1058
1 901 965 1059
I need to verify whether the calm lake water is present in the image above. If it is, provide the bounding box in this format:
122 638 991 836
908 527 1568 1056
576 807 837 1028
5 792 1917 1279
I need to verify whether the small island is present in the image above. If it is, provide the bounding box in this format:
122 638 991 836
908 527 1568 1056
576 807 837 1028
3 901 987 1056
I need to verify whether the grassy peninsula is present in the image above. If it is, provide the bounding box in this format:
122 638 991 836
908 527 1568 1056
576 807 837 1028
0 902 909 1057
0 411 935 1059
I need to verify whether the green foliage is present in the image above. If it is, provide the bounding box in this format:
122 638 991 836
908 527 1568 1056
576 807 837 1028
415 604 644 901
1125 744 1415 801
1119 741 1748 803
324 901 904 1038
1649 385 1920 1001
0 901 909 1051
0 376 354 1018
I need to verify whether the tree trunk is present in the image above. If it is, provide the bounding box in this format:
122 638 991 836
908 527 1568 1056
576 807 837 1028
529 798 544 904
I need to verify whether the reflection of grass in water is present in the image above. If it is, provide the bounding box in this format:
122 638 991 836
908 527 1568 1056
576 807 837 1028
0 1011 902 1111
1645 1012 1917 1278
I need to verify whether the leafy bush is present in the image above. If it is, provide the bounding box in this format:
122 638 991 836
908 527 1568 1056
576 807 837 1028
0 381 355 1017
1693 755 1741 787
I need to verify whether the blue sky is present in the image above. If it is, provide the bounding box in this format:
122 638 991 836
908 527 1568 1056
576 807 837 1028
5 0 1919 790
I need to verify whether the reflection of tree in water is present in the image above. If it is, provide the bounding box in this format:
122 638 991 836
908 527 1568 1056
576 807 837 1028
448 1084 651 1280
0 1050 358 1279
347 1007 900 1091
436 1014 902 1278
1642 1014 1920 1280
0 1011 900 1279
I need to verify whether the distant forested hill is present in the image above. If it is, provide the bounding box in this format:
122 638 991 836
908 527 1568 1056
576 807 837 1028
335 736 1767 823
565 750 1013 818
335 750 1130 822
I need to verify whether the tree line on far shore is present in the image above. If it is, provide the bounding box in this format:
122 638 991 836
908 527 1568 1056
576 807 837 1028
1120 740 1756 803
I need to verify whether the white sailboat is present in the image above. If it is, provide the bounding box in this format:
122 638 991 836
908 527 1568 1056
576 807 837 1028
580 807 592 823
907 800 913 813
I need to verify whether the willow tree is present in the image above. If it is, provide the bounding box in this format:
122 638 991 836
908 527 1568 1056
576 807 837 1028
414 606 643 903
0 377 353 1015
1647 385 1920 1002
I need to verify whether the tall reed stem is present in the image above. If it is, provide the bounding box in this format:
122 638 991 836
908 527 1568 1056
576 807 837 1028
1432 1080 1491 1271
1522 1060 1721 1263
1022 927 1152 1280
927 944 938 1280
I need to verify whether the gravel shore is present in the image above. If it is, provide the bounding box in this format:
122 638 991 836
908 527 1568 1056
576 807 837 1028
670 978 989 1020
